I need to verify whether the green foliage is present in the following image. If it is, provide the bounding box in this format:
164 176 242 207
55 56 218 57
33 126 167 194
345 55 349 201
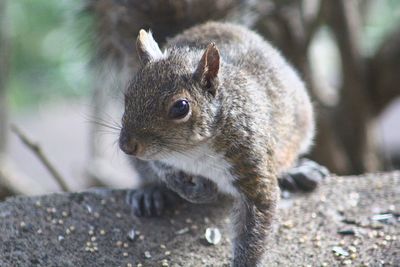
6 0 93 109
363 0 400 55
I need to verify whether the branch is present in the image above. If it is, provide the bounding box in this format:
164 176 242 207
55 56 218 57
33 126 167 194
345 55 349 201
327 0 381 173
11 124 70 192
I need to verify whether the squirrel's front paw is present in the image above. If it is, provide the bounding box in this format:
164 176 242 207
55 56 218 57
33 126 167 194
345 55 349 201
126 185 178 217
165 172 218 204
279 159 330 192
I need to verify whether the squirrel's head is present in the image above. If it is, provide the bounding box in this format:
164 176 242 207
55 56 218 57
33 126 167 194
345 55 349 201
119 29 221 160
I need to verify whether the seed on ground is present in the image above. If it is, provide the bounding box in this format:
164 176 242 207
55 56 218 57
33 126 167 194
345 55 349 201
144 251 151 259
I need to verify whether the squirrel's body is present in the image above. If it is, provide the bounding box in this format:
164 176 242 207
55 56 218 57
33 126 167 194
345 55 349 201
117 22 315 266
149 22 314 194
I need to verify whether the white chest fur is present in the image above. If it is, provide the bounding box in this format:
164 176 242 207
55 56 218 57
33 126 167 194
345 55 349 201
160 143 238 196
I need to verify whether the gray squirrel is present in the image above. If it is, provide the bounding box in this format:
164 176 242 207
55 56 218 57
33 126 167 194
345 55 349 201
118 22 328 266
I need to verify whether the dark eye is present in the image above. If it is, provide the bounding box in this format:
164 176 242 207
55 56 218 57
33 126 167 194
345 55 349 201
169 99 190 120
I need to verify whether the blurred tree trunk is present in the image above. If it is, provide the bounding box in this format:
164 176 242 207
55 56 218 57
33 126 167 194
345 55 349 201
254 0 400 174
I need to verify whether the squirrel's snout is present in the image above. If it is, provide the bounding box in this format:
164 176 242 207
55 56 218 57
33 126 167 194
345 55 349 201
119 133 144 156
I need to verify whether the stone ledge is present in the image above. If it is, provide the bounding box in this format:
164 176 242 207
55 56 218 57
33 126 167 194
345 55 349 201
0 172 399 266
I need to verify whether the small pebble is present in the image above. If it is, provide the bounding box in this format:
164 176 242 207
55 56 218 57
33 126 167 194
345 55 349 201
205 227 222 245
160 244 166 249
100 229 106 235
100 199 106 205
94 212 100 218
58 235 64 242
58 219 64 225
175 227 189 235
123 242 129 248
66 229 71 235
91 236 97 242
69 226 75 232
282 220 294 229
62 211 68 217
348 246 357 253
37 229 43 234
332 246 349 257
139 235 145 240
20 221 26 228
86 205 92 213
35 201 41 207
371 213 393 221
116 241 123 247
165 251 171 256
116 212 121 218
342 259 352 265
137 264 143 267
89 230 94 236
144 251 151 259
338 229 355 236
127 264 133 267
123 252 129 257
185 218 192 223
127 229 136 241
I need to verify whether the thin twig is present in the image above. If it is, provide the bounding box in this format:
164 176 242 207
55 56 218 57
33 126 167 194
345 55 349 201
11 124 70 192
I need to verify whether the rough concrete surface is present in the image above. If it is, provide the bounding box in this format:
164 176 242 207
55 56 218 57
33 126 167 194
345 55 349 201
0 172 399 267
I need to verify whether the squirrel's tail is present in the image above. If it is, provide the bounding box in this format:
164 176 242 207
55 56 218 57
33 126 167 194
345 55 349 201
83 0 256 72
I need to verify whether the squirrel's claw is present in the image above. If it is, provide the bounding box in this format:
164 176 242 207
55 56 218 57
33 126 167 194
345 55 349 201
126 185 177 217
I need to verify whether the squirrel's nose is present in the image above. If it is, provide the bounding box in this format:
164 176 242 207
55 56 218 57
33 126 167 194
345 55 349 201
119 133 143 156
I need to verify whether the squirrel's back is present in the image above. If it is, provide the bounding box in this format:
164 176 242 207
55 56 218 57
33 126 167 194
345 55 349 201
168 22 315 170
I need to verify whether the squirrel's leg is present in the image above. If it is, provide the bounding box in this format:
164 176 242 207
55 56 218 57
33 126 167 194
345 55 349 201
279 158 329 192
164 171 219 204
126 158 179 217
232 175 279 267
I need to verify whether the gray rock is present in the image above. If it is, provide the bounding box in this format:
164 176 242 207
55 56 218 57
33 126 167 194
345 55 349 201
0 172 399 266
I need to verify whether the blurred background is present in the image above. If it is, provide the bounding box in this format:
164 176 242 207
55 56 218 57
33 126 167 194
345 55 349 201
0 0 399 199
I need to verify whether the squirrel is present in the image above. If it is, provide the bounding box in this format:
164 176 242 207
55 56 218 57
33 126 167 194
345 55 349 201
85 1 329 266
117 22 328 266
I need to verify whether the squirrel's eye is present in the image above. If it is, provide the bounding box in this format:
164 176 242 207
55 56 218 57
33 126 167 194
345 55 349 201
169 99 190 120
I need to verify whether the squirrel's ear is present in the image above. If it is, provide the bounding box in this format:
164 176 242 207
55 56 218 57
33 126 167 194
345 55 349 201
136 29 165 65
195 43 220 95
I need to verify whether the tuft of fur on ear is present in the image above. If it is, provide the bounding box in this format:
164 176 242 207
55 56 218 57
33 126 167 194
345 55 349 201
136 29 165 65
195 43 220 96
